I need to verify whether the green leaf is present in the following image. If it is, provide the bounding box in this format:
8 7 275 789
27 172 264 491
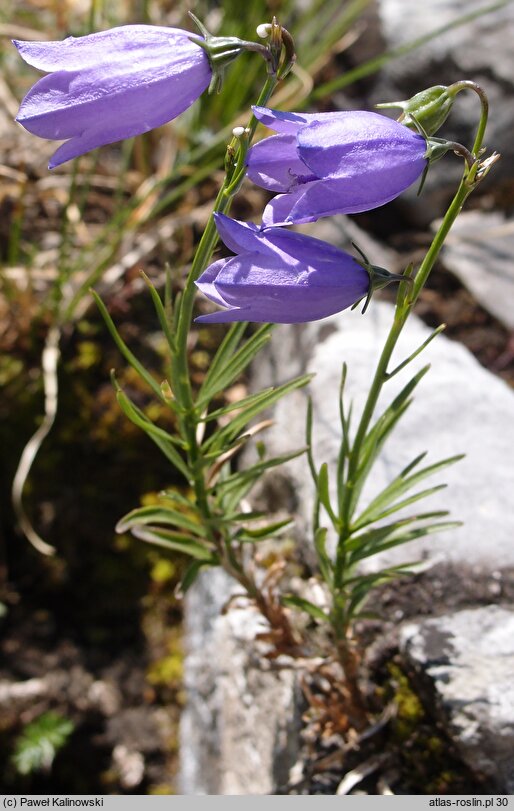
115 384 191 482
352 483 447 530
141 272 176 353
234 517 293 542
177 560 210 596
13 712 74 776
343 564 416 620
282 594 329 623
92 289 165 403
218 448 306 515
314 527 333 586
317 462 338 526
203 387 277 422
386 325 445 380
116 505 207 537
213 447 306 497
160 489 199 510
131 525 215 560
348 365 430 517
347 516 460 566
306 395 318 484
196 324 273 406
197 322 247 398
353 453 464 529
203 373 312 454
336 363 352 512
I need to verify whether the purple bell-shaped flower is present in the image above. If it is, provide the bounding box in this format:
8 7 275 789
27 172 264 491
246 107 428 226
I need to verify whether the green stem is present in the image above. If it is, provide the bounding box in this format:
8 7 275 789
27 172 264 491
338 96 489 548
172 74 278 521
447 80 489 157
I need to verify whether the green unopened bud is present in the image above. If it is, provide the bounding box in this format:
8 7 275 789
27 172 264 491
377 85 455 136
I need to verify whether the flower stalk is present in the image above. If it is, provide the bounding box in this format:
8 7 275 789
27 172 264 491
331 86 493 670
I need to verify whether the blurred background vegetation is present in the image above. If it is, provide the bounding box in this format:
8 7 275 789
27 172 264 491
0 0 511 794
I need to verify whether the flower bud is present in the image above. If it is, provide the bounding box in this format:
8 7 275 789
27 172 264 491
376 85 455 136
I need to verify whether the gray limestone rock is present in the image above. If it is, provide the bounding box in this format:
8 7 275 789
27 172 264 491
180 258 514 793
252 300 514 571
439 211 514 330
344 0 514 225
180 569 300 794
400 606 514 791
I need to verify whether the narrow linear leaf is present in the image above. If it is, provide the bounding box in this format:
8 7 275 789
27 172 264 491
306 396 318 484
349 365 431 516
160 489 199 511
234 517 293 542
218 448 307 515
197 322 247 400
177 560 211 596
92 289 165 402
352 483 447 531
348 520 461 566
317 463 338 525
337 363 352 513
203 373 312 453
344 562 417 588
314 527 333 586
347 511 449 551
386 325 446 380
359 365 430 465
197 324 273 405
115 388 191 482
141 272 177 353
355 454 464 529
282 595 329 623
203 387 278 422
212 447 306 496
116 505 207 537
132 525 215 560
213 510 268 524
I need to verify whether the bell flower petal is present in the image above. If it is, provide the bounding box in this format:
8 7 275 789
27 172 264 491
252 106 327 134
296 112 425 180
213 214 263 255
195 216 369 324
245 133 317 192
247 108 428 225
14 26 211 168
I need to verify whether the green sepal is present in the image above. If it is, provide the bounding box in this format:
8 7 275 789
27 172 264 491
188 12 273 93
351 243 412 314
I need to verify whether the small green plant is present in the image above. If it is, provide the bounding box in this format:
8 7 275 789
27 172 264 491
13 712 74 776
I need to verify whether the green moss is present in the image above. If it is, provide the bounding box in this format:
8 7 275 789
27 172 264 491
146 629 183 688
382 660 483 793
388 662 425 739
